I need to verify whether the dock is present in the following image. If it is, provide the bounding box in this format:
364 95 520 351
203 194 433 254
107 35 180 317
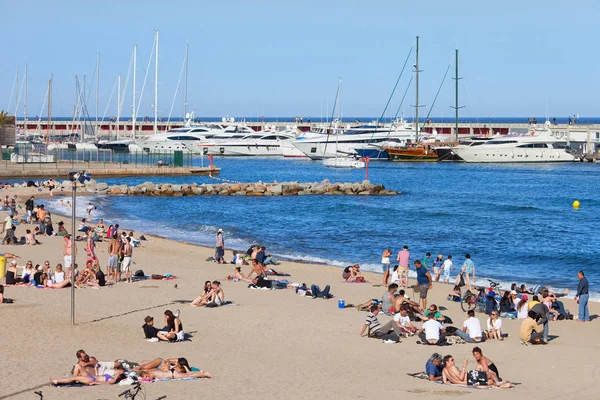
0 161 220 179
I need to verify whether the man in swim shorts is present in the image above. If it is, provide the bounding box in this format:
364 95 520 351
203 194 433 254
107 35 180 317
121 237 133 283
107 233 122 283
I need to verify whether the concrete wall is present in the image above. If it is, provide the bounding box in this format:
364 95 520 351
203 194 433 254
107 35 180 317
0 124 16 147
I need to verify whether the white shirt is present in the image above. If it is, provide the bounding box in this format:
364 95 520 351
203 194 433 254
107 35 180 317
487 318 502 331
393 313 411 327
442 259 453 271
463 317 483 339
422 320 442 341
381 256 390 265
391 270 400 283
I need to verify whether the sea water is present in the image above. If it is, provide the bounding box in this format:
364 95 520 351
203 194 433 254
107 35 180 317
45 158 600 299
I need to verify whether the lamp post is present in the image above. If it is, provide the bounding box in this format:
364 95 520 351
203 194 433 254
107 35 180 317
68 170 91 325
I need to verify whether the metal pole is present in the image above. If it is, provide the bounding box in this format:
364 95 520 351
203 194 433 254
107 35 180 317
184 42 188 119
415 36 420 142
71 180 77 325
154 30 159 133
455 49 458 142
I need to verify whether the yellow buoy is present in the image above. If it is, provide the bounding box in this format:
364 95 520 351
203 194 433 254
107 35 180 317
573 200 580 209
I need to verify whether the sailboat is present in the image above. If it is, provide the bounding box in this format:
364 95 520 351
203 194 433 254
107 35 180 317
321 78 365 169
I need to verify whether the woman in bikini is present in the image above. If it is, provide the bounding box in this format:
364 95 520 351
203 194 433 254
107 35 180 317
138 367 211 380
472 347 512 388
50 367 126 385
136 357 191 373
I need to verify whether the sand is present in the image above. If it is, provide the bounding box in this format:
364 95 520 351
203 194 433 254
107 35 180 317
1 187 599 400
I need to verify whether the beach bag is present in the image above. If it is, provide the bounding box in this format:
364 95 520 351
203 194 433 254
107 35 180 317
456 273 466 288
356 277 366 283
467 370 488 386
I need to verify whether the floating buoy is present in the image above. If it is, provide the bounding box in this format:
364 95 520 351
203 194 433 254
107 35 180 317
573 200 580 209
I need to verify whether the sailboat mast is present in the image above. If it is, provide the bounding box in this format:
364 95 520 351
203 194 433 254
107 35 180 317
415 36 420 142
14 66 19 120
117 74 121 141
154 29 159 133
24 64 27 135
82 75 86 142
47 73 52 145
184 42 188 119
451 48 463 142
132 45 137 139
96 53 100 127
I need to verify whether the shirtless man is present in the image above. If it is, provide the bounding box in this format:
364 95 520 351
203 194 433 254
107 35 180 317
72 349 123 378
442 355 469 384
63 234 75 269
393 289 421 313
121 237 133 283
107 233 122 282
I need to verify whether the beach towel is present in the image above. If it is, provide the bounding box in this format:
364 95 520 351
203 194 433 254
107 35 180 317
406 373 513 389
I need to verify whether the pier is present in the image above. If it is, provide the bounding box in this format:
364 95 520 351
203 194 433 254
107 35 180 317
0 161 219 179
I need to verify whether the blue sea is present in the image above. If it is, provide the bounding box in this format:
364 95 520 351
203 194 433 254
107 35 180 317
45 158 600 299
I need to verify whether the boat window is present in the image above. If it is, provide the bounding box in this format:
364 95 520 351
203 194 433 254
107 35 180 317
178 136 203 141
260 135 278 140
189 128 209 133
488 140 518 145
552 142 568 149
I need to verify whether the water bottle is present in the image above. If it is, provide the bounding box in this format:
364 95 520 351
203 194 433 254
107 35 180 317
338 299 345 309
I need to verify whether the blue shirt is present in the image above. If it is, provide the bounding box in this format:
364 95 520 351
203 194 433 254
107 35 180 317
422 256 430 269
463 259 474 274
425 360 442 378
416 266 429 285
577 277 589 296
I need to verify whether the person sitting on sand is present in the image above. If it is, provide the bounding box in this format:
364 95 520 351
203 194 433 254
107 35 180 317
25 229 39 245
5 260 24 285
393 307 418 336
426 353 444 381
78 218 91 233
157 310 185 342
72 350 125 379
520 310 544 345
310 284 333 299
418 313 446 345
472 346 511 387
381 283 399 313
227 266 245 281
486 311 503 340
360 305 396 338
393 289 421 314
142 316 160 339
190 280 225 307
447 285 462 302
357 298 382 312
499 290 517 317
342 264 364 282
515 294 529 319
420 304 447 323
455 310 485 343
44 271 71 289
442 355 469 384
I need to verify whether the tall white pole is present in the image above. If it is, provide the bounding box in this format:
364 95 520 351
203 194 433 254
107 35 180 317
96 53 100 126
154 29 159 133
24 63 27 135
82 75 86 142
117 74 121 140
184 42 188 119
132 45 137 139
14 66 19 119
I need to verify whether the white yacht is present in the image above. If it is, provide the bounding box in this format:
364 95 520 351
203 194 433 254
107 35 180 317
450 131 575 163
292 123 415 160
201 128 297 157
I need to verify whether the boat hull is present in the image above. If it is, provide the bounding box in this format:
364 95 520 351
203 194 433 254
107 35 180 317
451 146 576 163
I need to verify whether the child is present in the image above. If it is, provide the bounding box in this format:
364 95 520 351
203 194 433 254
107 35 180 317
447 285 462 302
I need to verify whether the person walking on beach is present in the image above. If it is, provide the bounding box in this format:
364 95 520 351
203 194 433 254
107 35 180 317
215 229 225 264
575 270 589 322
86 203 96 221
48 178 55 196
442 255 453 284
461 254 475 292
107 233 122 283
415 260 432 310
397 246 410 289
25 196 34 224
433 254 443 282
381 248 392 285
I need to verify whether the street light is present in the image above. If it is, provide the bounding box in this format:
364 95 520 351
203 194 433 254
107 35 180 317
67 170 91 325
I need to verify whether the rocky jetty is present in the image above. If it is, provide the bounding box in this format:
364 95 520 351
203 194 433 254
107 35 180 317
76 179 397 196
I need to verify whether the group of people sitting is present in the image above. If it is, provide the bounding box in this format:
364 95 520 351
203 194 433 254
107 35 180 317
4 256 106 289
230 245 279 277
50 349 211 386
424 348 512 388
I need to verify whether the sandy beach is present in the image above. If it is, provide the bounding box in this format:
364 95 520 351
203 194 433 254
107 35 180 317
1 187 599 400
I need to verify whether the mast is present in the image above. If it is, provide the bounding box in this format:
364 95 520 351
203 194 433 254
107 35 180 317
47 73 52 145
24 64 27 135
154 29 159 133
82 75 86 142
132 45 137 139
451 48 463 142
117 74 121 141
414 36 422 142
13 66 19 120
184 42 188 119
96 53 100 127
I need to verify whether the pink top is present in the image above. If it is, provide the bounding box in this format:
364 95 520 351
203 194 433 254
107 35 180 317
397 250 410 267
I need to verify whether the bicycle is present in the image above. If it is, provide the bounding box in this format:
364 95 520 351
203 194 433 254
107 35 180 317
118 381 167 400
460 279 500 312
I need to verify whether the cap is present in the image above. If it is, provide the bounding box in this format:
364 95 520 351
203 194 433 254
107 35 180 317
522 294 529 300
510 290 517 295
144 316 154 323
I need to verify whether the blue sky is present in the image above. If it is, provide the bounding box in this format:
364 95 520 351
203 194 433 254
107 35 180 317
2 0 599 119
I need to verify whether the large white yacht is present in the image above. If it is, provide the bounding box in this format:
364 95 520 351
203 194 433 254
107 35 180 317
199 126 299 156
450 130 575 163
292 121 415 160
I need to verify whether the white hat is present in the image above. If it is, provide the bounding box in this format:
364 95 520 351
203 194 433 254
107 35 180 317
218 228 223 233
10 259 17 265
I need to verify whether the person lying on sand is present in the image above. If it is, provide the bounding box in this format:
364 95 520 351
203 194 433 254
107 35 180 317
357 298 382 312
51 367 126 385
227 267 246 281
139 368 212 379
135 357 192 373
72 350 127 378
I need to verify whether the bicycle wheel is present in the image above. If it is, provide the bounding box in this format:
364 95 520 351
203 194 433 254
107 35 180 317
461 294 477 312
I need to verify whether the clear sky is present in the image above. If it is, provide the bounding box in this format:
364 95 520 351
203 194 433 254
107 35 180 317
2 0 599 119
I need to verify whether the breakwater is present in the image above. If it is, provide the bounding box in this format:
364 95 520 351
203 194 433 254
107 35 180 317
80 179 396 196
